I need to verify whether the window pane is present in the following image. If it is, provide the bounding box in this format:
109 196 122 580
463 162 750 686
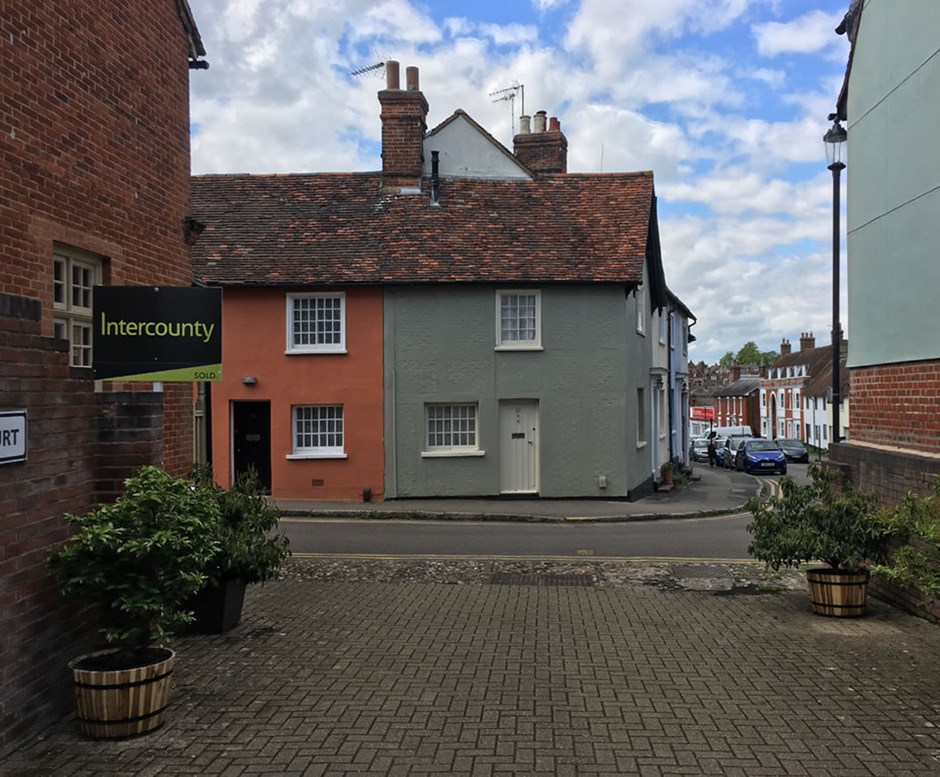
293 296 342 347
427 404 477 449
294 405 344 451
53 259 66 305
500 293 536 343
71 322 93 367
71 264 94 309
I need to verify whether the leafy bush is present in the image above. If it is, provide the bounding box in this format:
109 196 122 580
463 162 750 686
746 463 889 572
190 466 290 586
872 483 940 602
48 466 222 648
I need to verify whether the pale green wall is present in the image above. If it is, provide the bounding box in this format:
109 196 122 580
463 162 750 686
384 284 651 498
846 0 940 367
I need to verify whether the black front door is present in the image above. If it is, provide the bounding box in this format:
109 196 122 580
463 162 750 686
232 401 271 492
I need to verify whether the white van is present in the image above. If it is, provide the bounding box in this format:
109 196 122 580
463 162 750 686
708 425 753 439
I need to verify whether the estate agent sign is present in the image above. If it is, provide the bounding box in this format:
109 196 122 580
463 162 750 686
93 286 222 381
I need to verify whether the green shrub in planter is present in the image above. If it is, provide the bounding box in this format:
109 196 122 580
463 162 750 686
745 463 888 572
872 482 940 603
48 465 222 649
48 466 222 737
191 466 290 587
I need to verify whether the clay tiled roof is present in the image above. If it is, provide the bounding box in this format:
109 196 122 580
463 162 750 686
712 376 762 398
804 354 850 398
190 171 655 287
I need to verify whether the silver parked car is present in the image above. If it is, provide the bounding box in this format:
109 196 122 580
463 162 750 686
690 437 710 462
722 435 753 469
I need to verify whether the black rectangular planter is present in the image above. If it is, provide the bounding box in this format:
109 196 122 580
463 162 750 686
186 578 247 634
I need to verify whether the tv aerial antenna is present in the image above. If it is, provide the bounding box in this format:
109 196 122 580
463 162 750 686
489 81 524 136
350 53 390 79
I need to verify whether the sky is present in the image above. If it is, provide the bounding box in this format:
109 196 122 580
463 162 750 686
188 0 853 365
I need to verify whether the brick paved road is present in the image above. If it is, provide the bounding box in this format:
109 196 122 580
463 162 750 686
4 560 939 776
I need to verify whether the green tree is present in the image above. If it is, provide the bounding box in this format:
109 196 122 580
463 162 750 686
719 351 735 367
735 341 762 365
761 349 779 366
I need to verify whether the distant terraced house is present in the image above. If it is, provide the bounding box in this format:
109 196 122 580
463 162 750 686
759 333 848 446
191 63 693 502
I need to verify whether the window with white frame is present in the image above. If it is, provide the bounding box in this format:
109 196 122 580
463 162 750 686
425 403 479 452
658 311 666 344
53 247 101 368
659 385 667 438
635 286 645 334
292 405 344 456
496 290 540 349
636 387 646 446
287 293 346 353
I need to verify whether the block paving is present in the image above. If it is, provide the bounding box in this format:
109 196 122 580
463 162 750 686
3 559 939 776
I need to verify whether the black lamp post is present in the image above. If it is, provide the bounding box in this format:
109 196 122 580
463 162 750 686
824 118 847 445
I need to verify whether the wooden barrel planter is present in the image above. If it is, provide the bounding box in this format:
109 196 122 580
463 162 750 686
69 647 176 738
807 568 869 617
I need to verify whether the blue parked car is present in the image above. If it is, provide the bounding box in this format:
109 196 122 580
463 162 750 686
735 439 787 475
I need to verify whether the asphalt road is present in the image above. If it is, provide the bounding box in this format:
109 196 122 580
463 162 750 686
281 511 756 561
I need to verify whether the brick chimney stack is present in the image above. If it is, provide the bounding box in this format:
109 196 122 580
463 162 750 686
799 331 816 351
780 338 791 356
513 110 568 175
378 61 428 192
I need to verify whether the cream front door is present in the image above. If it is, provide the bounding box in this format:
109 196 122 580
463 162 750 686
499 400 539 494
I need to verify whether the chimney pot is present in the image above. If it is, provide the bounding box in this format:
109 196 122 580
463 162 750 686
406 66 419 91
533 110 547 133
549 116 560 131
386 60 400 90
519 114 531 134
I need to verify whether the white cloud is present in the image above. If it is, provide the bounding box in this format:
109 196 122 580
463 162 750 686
753 10 845 57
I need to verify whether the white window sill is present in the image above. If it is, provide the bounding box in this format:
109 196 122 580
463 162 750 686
495 345 543 352
285 349 348 356
636 441 647 449
286 452 348 460
421 449 486 458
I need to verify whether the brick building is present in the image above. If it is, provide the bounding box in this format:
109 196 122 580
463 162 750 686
0 0 207 754
758 334 836 442
711 370 761 435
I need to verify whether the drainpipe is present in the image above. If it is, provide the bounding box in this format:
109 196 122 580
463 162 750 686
430 150 440 207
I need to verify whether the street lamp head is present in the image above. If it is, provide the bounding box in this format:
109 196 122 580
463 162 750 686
824 119 847 168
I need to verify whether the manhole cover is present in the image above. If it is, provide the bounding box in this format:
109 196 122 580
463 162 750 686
489 573 595 587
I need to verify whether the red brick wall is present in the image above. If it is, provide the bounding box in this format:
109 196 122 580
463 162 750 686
849 360 940 453
0 0 199 755
0 295 101 752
